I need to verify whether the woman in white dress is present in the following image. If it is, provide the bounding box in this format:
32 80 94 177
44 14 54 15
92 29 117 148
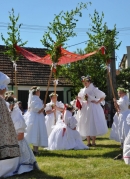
123 114 130 164
78 75 108 146
48 104 89 150
24 86 48 155
110 88 130 145
0 96 39 178
45 92 64 136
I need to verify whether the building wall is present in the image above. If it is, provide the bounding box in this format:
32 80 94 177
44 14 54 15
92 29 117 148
8 85 72 109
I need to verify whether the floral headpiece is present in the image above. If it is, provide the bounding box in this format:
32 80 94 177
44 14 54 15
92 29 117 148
117 87 127 93
81 75 92 82
49 92 58 98
65 104 74 111
29 87 40 93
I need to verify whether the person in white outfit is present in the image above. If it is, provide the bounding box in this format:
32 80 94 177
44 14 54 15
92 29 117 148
48 104 89 150
24 86 48 156
123 114 130 164
110 88 130 147
45 92 64 136
0 96 39 178
77 75 108 146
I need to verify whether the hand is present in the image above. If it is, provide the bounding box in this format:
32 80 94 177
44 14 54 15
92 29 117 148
113 98 116 102
17 133 24 141
38 108 44 114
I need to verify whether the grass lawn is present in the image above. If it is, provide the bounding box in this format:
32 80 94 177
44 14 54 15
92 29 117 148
8 129 130 179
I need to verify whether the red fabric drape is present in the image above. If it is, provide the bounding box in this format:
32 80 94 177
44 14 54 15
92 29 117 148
14 44 105 65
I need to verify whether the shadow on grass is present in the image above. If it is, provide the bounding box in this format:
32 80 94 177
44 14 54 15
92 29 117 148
96 144 120 148
37 146 122 159
8 169 63 179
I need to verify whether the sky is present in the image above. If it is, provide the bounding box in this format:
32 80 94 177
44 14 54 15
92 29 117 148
0 0 130 69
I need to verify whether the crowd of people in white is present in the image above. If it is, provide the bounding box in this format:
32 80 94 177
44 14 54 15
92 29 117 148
0 72 130 178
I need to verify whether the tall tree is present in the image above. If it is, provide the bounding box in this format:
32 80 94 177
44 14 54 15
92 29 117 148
60 10 121 99
40 2 91 104
116 67 130 91
1 8 27 97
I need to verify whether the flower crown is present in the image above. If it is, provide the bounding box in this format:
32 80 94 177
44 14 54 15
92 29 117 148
81 75 92 82
49 92 58 98
65 104 74 111
29 87 40 93
117 87 128 93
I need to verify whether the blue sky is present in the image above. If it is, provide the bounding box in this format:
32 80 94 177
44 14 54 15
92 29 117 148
0 0 130 68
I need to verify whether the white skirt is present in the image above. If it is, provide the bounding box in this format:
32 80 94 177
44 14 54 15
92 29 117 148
84 102 108 136
0 157 19 178
110 113 120 142
48 120 89 150
76 102 88 138
25 111 48 147
15 138 37 175
123 131 130 165
45 113 55 137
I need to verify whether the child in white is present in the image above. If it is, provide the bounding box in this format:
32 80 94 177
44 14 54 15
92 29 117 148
48 104 89 150
45 92 64 137
25 86 48 155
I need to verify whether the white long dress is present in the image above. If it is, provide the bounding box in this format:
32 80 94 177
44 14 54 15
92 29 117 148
123 115 130 164
110 95 129 143
45 101 64 137
0 106 38 178
74 90 88 138
25 95 48 147
48 110 89 150
78 83 108 136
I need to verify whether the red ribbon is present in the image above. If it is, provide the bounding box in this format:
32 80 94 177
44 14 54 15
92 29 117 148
76 99 82 110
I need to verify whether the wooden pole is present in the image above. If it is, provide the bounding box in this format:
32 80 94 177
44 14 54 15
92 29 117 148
14 69 18 99
107 69 116 99
44 67 53 107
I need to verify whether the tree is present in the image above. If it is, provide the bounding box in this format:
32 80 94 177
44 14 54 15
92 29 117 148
1 8 27 97
60 10 121 99
116 67 130 91
40 2 91 103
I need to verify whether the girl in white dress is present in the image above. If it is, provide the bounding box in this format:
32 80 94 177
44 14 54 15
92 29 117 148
110 88 130 145
123 114 130 164
0 96 39 178
45 92 64 136
48 104 89 150
24 86 48 155
78 76 108 146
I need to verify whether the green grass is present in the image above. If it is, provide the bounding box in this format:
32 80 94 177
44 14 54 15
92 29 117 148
8 129 130 179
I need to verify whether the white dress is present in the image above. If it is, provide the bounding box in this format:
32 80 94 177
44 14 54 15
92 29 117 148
25 95 48 147
48 110 89 150
45 101 64 137
0 106 38 178
76 101 88 138
110 95 129 143
78 84 108 136
123 115 130 164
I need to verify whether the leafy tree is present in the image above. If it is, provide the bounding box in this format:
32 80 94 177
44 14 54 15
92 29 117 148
1 8 27 97
116 67 130 91
60 10 121 99
1 8 27 61
40 2 91 78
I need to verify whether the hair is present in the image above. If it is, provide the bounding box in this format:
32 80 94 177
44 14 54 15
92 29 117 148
5 96 15 104
30 86 40 95
81 75 92 83
65 104 74 111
